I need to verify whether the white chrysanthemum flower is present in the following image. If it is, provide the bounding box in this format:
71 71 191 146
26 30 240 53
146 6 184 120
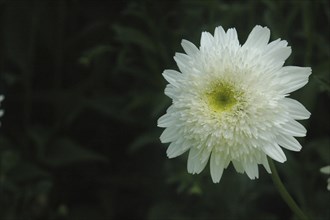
320 166 330 191
158 25 311 183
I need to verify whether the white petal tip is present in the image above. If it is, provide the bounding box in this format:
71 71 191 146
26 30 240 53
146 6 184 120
263 144 287 163
320 166 330 174
210 172 223 183
277 158 287 163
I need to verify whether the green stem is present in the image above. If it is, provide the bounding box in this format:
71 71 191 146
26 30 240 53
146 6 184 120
268 157 309 220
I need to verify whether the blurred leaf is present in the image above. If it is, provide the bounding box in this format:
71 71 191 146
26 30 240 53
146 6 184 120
3 2 40 71
9 161 50 182
32 90 86 127
113 24 156 52
315 75 330 94
34 179 53 194
83 95 138 123
313 60 330 95
127 131 160 153
151 94 170 118
79 45 113 66
308 138 330 163
188 183 202 195
0 72 20 86
0 136 18 173
148 201 188 220
68 204 108 220
0 150 19 173
27 126 51 151
44 137 108 167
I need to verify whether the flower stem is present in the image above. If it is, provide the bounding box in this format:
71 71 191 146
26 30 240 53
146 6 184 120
268 157 309 220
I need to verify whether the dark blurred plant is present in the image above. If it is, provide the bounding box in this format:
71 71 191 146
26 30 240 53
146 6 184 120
0 0 329 220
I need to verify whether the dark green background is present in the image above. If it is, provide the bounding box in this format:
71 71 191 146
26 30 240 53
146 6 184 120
0 0 329 220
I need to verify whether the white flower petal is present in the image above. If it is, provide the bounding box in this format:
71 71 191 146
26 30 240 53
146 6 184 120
181 39 199 57
264 39 288 55
243 161 259 179
214 28 240 51
200 32 214 49
187 147 210 174
265 46 291 64
167 141 190 158
214 26 226 45
262 38 291 65
174 52 191 66
320 166 330 175
164 84 176 99
162 69 182 88
262 155 271 173
158 113 175 128
282 98 311 120
263 143 287 163
277 135 302 151
210 152 226 183
278 66 312 94
225 28 240 48
232 160 244 173
281 120 307 137
243 25 270 49
174 53 191 74
160 127 179 143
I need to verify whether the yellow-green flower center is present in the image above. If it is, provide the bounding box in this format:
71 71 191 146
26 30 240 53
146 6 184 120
206 82 238 112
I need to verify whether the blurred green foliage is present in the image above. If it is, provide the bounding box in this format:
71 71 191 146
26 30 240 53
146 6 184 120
0 0 329 220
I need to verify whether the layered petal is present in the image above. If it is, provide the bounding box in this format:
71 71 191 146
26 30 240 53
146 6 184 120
242 25 270 50
200 32 214 49
278 66 311 94
187 147 211 174
277 134 302 151
162 69 182 88
280 120 307 137
167 140 190 158
210 152 228 183
262 143 287 163
181 39 200 57
281 98 311 120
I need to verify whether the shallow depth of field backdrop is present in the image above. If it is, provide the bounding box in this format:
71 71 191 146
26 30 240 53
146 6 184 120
0 0 329 220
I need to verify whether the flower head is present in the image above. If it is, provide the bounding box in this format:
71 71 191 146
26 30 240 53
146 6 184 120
158 25 311 183
320 166 330 191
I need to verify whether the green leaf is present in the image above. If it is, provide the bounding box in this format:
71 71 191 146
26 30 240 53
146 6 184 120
113 24 156 52
1 150 19 173
127 131 160 153
0 136 19 173
309 138 330 163
79 45 113 66
3 2 40 71
9 161 50 182
44 137 108 167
